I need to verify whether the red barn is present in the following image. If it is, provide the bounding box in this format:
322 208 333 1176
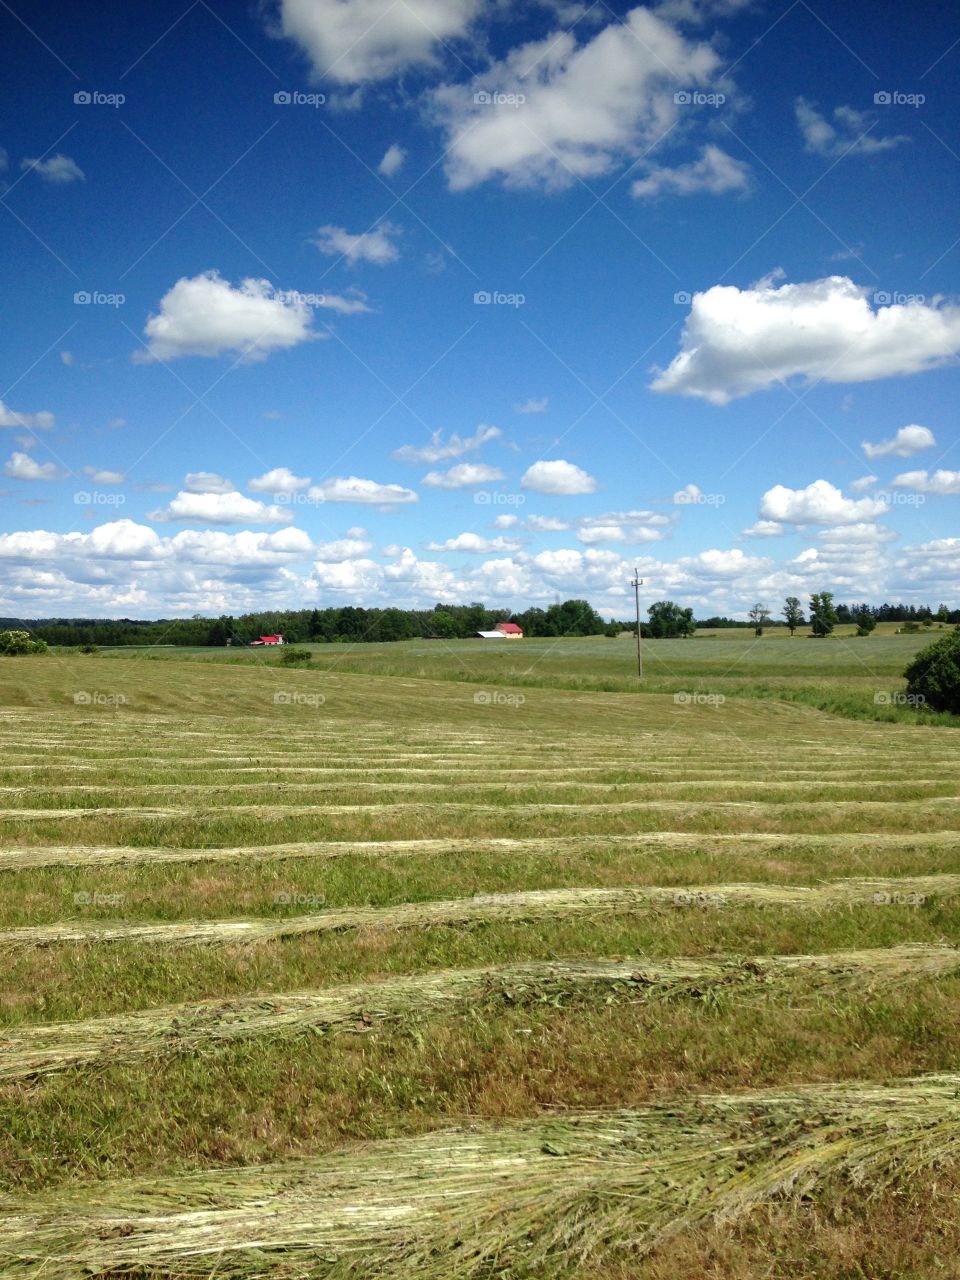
252 634 284 646
495 622 523 638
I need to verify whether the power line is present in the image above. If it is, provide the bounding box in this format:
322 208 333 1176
631 569 644 679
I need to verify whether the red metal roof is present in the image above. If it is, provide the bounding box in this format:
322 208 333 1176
495 622 523 634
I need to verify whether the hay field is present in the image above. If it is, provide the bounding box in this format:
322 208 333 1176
0 649 959 1276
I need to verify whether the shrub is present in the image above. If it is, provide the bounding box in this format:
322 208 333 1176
79 643 99 654
0 629 47 656
280 648 313 666
904 629 960 715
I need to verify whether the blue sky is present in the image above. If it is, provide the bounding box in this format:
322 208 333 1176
0 0 958 618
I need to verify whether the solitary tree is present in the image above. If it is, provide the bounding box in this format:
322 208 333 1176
748 603 771 636
809 592 838 637
647 600 696 638
904 629 960 714
0 629 47 656
782 597 804 636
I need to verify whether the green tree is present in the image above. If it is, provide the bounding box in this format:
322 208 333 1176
647 601 696 638
0 629 47 655
809 592 838 637
748 603 771 636
782 597 804 636
904 630 960 714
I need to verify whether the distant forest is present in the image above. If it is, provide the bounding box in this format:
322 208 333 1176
4 598 958 648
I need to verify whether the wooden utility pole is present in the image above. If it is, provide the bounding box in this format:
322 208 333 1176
631 569 644 679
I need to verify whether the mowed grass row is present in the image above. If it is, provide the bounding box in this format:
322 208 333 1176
2 656 960 1276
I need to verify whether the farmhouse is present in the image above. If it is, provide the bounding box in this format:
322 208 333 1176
251 634 284 646
476 623 524 639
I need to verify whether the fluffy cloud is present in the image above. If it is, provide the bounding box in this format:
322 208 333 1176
426 532 522 553
862 424 936 458
527 515 571 531
760 479 888 525
140 271 317 362
82 467 124 485
741 520 784 537
631 145 749 199
850 474 878 492
522 460 597 495
312 223 400 265
4 451 58 481
273 0 480 84
182 473 232 495
0 400 54 431
432 7 723 190
795 98 908 157
653 275 960 403
893 469 960 495
422 462 505 488
248 467 311 494
21 153 84 183
313 535 374 560
378 143 406 176
307 476 419 504
515 397 548 414
394 424 501 464
150 491 294 525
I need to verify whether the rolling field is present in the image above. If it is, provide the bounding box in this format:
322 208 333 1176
1 647 959 1276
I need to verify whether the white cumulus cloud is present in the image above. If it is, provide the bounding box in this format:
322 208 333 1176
21 153 85 183
426 532 522 553
312 223 400 265
185 472 234 495
795 98 908 157
653 275 960 404
862 424 936 458
248 467 311 494
308 476 419 504
0 400 55 431
4 451 58 481
140 271 317 362
273 0 480 85
760 479 888 525
631 145 749 199
421 462 505 488
432 6 723 190
150 491 294 525
378 143 407 176
893 469 960 495
522 459 597 495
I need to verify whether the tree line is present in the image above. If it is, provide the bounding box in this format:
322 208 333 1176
4 595 956 649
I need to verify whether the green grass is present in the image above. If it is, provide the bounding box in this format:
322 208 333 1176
0 642 958 1275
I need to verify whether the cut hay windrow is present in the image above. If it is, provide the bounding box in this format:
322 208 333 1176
2 797 960 820
0 944 955 1083
0 874 954 951
3 1071 960 1278
4 829 960 872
